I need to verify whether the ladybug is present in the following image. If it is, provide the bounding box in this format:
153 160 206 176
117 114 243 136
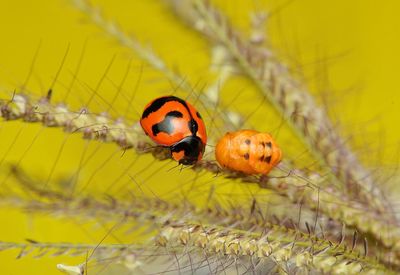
140 96 207 165
215 129 282 175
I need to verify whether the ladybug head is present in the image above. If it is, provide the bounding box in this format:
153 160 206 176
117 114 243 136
170 136 205 165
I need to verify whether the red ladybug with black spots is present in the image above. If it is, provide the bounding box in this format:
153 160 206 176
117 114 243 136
140 96 207 165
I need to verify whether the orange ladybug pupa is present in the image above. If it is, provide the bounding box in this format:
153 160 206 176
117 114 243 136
140 95 207 165
215 129 282 175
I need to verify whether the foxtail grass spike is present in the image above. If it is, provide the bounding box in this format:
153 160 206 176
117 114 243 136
156 222 394 274
5 172 399 270
1 92 400 253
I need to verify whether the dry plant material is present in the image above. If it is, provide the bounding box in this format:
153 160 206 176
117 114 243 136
0 1 398 273
3 180 396 274
156 223 393 274
1 92 400 254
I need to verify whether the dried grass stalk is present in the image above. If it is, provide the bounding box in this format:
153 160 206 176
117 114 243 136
1 92 399 253
156 222 394 274
4 189 397 272
5 171 398 270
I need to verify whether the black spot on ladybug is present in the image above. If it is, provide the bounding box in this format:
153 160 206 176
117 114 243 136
167 110 183 118
142 96 187 119
266 141 272 149
188 118 198 135
196 111 202 119
245 139 251 145
152 110 183 136
244 153 249 160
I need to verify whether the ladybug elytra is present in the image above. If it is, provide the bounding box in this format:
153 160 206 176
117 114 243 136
140 96 207 165
215 129 282 175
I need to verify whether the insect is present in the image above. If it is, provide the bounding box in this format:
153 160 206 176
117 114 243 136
215 129 282 175
140 95 207 165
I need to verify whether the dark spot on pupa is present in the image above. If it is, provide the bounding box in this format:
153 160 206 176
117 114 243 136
196 111 202 119
244 153 249 160
266 141 272 149
245 139 251 145
259 155 271 163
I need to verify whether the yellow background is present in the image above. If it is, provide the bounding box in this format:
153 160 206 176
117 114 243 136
0 0 399 274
